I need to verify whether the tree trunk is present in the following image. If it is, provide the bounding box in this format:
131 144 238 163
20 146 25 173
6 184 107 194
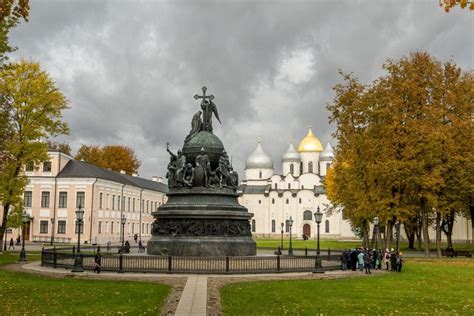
385 220 393 250
363 221 369 248
442 211 455 250
370 224 376 249
421 199 430 257
0 202 11 250
404 224 415 249
395 221 401 253
470 204 474 245
435 212 442 258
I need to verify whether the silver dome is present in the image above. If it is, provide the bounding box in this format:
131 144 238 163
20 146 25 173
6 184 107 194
245 141 274 169
282 143 301 162
320 142 335 161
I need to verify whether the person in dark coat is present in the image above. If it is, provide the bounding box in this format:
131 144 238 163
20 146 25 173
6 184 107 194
94 250 102 274
350 249 358 271
9 238 15 250
124 240 131 253
390 248 397 271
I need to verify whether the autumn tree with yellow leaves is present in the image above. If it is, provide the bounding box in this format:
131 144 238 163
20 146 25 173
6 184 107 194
326 52 473 257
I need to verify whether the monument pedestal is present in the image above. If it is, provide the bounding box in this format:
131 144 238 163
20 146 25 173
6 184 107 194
147 187 256 256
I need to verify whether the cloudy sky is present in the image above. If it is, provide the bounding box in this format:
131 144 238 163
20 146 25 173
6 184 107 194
10 0 473 179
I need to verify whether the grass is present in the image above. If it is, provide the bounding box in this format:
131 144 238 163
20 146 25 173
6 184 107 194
254 237 474 252
221 259 474 315
0 251 171 314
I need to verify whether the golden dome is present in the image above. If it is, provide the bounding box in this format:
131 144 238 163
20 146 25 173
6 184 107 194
297 127 324 152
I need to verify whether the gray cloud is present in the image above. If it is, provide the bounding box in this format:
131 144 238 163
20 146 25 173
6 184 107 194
10 0 473 178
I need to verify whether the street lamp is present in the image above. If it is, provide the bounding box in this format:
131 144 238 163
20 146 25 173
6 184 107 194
280 222 284 250
373 216 379 251
288 217 294 256
18 211 31 262
3 227 8 251
72 205 84 272
121 213 126 251
313 206 324 273
50 218 55 245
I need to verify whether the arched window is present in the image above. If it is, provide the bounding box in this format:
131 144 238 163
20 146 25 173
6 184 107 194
259 171 262 179
252 219 256 232
308 161 313 173
285 220 290 233
325 220 330 233
327 163 331 171
271 220 276 233
272 198 275 204
290 164 294 175
286 199 289 204
299 198 302 204
274 183 277 189
288 183 291 189
300 162 303 174
303 210 312 220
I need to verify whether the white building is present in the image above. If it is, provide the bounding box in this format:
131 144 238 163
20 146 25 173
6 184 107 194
239 127 356 239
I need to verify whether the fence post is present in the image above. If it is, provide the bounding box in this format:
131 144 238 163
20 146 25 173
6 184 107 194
226 256 230 273
41 247 44 266
277 255 281 272
305 247 308 256
328 248 331 256
72 246 76 255
118 253 124 273
167 256 172 273
53 246 57 268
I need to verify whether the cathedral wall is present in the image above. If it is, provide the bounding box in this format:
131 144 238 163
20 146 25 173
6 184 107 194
282 161 301 177
245 168 273 180
300 152 320 174
319 160 332 177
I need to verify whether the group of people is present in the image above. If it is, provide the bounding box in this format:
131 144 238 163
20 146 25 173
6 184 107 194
341 248 403 274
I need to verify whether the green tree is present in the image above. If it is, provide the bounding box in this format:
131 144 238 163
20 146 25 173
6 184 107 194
46 140 72 155
0 60 69 247
0 0 30 64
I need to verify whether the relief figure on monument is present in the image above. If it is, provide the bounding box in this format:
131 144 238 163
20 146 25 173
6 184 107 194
184 110 203 143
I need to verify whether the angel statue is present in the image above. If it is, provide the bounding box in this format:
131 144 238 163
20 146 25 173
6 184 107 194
194 86 221 133
184 110 202 143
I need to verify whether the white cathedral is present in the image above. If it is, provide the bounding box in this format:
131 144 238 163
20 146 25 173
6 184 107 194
238 127 356 239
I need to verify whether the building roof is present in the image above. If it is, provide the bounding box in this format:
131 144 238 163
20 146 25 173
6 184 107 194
282 143 301 162
297 127 324 153
245 140 274 169
58 160 168 193
320 142 335 161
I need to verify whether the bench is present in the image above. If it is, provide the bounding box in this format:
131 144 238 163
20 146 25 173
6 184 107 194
441 250 472 258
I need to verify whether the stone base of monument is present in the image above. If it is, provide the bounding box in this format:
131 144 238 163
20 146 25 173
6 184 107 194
147 236 256 256
147 187 257 257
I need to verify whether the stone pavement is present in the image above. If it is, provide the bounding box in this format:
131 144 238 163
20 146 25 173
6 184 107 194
175 275 208 316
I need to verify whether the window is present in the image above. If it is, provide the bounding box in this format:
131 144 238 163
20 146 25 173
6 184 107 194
146 200 149 212
300 162 303 174
98 221 102 234
301 185 304 189
75 220 84 234
41 192 50 208
43 161 52 172
259 171 262 179
24 191 32 207
99 193 103 209
112 195 115 210
299 198 302 204
128 197 131 211
58 192 68 208
122 196 125 210
132 223 135 234
326 163 331 171
40 220 48 234
272 198 275 204
105 221 108 233
76 191 85 208
251 219 256 232
155 201 158 211
142 223 144 234
118 195 121 210
286 199 289 204
133 198 136 212
288 183 291 189
271 220 275 233
274 183 277 189
146 223 149 234
308 161 313 173
303 210 312 220
258 200 261 204
111 222 114 234
325 220 330 233
25 161 34 171
106 194 109 209
57 220 66 234
290 164 294 175
285 220 290 233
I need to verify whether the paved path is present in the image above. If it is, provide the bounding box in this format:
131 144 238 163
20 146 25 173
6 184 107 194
175 275 208 316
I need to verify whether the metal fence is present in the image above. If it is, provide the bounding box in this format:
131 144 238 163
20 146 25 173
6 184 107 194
41 247 342 274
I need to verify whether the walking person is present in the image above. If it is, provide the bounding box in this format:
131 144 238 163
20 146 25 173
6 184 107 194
364 250 372 274
138 240 144 253
372 249 378 270
350 249 358 271
383 249 390 270
16 235 20 246
357 250 365 272
397 252 403 272
390 248 397 272
8 238 15 250
94 250 102 274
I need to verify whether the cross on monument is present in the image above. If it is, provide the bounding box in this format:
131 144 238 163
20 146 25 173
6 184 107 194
194 86 215 102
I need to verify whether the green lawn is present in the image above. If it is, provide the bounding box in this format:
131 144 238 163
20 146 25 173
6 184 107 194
221 259 474 315
255 237 474 252
0 251 171 314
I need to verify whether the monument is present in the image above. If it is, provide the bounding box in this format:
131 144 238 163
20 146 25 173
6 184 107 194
147 87 256 256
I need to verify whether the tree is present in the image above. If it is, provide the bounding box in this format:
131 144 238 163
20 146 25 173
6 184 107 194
0 0 30 64
46 140 72 155
75 144 141 175
439 0 474 12
0 60 69 248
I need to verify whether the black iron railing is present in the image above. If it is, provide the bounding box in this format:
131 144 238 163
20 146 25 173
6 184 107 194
41 247 342 274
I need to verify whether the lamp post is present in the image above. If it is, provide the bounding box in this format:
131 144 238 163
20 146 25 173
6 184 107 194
50 218 55 246
373 216 379 251
18 212 31 262
72 205 84 272
3 228 7 251
288 217 294 256
121 213 126 251
280 222 284 250
313 206 324 273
